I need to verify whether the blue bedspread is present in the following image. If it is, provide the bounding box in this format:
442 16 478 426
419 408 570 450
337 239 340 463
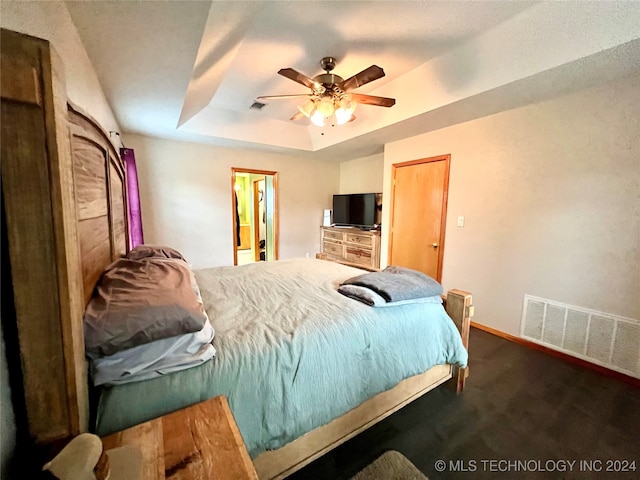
95 258 467 457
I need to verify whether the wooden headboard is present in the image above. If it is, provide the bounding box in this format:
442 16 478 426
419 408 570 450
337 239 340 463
69 106 128 304
1 29 128 444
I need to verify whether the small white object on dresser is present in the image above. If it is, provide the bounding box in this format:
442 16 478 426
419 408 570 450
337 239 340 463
323 209 332 226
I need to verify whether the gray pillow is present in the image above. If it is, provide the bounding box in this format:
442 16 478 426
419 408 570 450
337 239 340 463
84 257 207 357
126 245 186 262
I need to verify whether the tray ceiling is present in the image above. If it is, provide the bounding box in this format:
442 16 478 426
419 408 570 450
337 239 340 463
65 1 640 161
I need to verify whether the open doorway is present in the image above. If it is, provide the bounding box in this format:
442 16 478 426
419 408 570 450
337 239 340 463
231 168 278 266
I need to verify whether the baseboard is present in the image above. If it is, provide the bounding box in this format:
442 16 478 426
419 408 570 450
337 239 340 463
470 321 640 388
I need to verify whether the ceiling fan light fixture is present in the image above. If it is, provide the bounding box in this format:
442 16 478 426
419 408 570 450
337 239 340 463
266 57 394 127
310 110 325 127
297 99 316 117
334 107 352 125
316 96 335 117
342 94 357 114
334 95 357 125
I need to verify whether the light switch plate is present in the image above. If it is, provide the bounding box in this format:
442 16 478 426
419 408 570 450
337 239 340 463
457 216 465 227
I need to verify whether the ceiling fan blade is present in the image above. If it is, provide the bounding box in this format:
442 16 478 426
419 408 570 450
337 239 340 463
350 93 396 107
341 65 385 91
257 94 310 100
290 111 305 121
278 68 318 89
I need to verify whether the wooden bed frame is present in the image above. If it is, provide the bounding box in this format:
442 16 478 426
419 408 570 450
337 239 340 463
1 29 472 478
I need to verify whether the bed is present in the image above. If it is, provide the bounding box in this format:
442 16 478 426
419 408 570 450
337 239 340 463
2 29 472 480
91 258 469 477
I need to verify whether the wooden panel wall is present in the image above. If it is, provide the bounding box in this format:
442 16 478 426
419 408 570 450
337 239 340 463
1 29 129 445
69 107 128 303
110 165 127 258
1 29 87 442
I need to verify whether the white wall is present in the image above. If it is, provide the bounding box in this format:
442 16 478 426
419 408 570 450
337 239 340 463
382 73 640 336
126 134 340 268
0 0 121 145
339 153 384 194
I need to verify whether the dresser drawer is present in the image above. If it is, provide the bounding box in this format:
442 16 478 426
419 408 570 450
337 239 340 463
323 241 344 258
323 229 344 241
345 233 373 247
319 226 380 270
345 247 373 266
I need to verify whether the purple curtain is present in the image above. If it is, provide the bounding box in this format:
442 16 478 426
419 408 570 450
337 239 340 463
120 148 144 249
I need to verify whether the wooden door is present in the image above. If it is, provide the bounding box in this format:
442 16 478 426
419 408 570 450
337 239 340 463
388 155 450 281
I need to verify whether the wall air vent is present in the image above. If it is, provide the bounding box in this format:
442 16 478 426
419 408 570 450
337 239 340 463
521 295 639 379
250 101 267 110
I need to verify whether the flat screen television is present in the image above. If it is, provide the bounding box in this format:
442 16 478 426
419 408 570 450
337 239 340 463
332 193 378 228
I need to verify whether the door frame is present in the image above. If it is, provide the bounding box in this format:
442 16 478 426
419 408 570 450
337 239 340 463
252 177 265 262
231 167 279 266
388 154 450 282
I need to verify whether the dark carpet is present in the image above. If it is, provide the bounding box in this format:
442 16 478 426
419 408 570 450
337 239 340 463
288 328 640 480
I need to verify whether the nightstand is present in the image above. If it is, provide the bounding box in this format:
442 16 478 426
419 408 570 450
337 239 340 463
101 395 258 479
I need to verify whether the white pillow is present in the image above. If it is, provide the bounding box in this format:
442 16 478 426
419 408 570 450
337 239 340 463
90 319 215 386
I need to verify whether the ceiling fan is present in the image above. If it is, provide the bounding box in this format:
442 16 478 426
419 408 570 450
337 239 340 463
257 57 396 127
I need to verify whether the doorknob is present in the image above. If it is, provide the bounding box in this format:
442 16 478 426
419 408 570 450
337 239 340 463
431 243 439 248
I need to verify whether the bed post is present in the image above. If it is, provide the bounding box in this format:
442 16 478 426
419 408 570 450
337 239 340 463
443 289 473 393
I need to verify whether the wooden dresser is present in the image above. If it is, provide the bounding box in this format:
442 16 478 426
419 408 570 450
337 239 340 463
321 226 381 270
101 396 258 480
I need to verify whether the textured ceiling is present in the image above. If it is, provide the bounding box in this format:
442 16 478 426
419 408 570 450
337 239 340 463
65 1 640 161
